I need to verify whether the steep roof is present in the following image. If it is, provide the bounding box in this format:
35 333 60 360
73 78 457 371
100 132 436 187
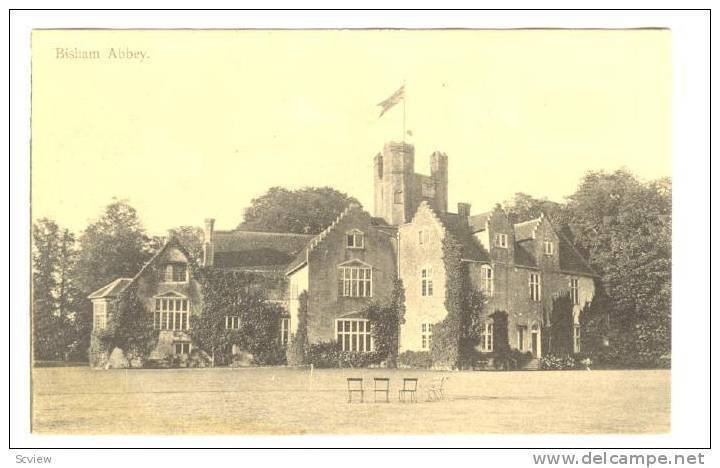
468 211 492 233
438 212 490 263
514 217 542 241
513 241 538 269
512 215 598 277
212 230 313 270
557 232 598 277
88 278 133 300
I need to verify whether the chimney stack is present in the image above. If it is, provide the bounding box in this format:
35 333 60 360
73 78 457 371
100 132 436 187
203 218 215 267
457 202 471 218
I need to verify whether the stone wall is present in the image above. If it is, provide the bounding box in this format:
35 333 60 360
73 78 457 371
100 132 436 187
398 202 448 351
304 206 397 343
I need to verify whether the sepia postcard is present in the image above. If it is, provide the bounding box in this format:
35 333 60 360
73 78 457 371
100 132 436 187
27 26 677 441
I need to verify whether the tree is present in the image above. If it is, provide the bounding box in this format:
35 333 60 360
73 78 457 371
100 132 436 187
579 283 612 359
32 219 61 360
566 171 671 367
239 186 360 234
503 192 568 226
32 219 80 360
365 278 406 367
74 199 153 358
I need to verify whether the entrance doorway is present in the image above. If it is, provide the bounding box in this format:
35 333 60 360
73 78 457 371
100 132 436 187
530 324 540 357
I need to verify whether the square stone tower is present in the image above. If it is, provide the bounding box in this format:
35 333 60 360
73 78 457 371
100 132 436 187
373 141 448 225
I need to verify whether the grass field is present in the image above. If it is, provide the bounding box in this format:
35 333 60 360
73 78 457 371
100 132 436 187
31 367 670 435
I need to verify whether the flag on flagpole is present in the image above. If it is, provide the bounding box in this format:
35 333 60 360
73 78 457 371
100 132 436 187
377 85 405 118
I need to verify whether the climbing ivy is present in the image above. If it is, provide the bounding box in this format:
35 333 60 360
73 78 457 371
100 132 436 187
431 235 485 369
286 290 308 366
490 310 510 369
191 268 286 366
364 278 406 367
548 291 575 356
95 285 158 361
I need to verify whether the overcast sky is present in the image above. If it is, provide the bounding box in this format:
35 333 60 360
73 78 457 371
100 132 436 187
32 29 671 234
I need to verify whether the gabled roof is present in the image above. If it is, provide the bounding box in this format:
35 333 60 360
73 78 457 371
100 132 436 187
88 278 133 300
87 236 196 300
212 230 313 270
132 236 197 283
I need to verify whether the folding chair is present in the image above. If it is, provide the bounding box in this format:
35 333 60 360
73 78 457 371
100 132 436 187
347 378 364 403
427 376 448 401
398 378 418 403
373 377 390 403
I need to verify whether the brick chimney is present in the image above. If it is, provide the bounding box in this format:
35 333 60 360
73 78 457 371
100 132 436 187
203 218 215 267
457 202 471 218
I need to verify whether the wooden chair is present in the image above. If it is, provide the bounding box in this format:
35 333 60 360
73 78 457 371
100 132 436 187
398 378 418 403
347 378 364 403
427 376 448 401
373 377 390 403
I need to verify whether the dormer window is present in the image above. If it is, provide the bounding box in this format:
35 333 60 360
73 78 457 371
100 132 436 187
544 240 554 255
494 233 508 248
346 229 364 249
158 263 188 283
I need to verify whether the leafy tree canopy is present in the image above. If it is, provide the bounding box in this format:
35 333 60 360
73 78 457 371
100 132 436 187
75 199 153 295
238 186 360 234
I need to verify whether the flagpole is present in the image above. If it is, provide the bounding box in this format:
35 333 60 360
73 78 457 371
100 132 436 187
402 80 406 143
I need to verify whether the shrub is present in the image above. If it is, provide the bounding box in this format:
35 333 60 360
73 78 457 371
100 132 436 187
539 354 577 370
305 341 383 368
430 318 459 369
398 350 433 369
306 341 341 368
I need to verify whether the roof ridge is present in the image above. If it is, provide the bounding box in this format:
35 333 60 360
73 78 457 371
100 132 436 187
215 230 314 238
88 277 133 299
514 217 542 227
307 203 360 253
557 230 599 277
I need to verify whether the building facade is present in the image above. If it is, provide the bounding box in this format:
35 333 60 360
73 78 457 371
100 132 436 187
90 140 596 364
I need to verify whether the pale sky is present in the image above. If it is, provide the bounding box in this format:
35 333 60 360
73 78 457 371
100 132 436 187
31 29 671 234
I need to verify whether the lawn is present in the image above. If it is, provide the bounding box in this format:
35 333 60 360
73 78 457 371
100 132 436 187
31 367 670 435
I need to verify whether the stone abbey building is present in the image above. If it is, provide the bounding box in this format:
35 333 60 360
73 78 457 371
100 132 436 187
89 141 597 363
